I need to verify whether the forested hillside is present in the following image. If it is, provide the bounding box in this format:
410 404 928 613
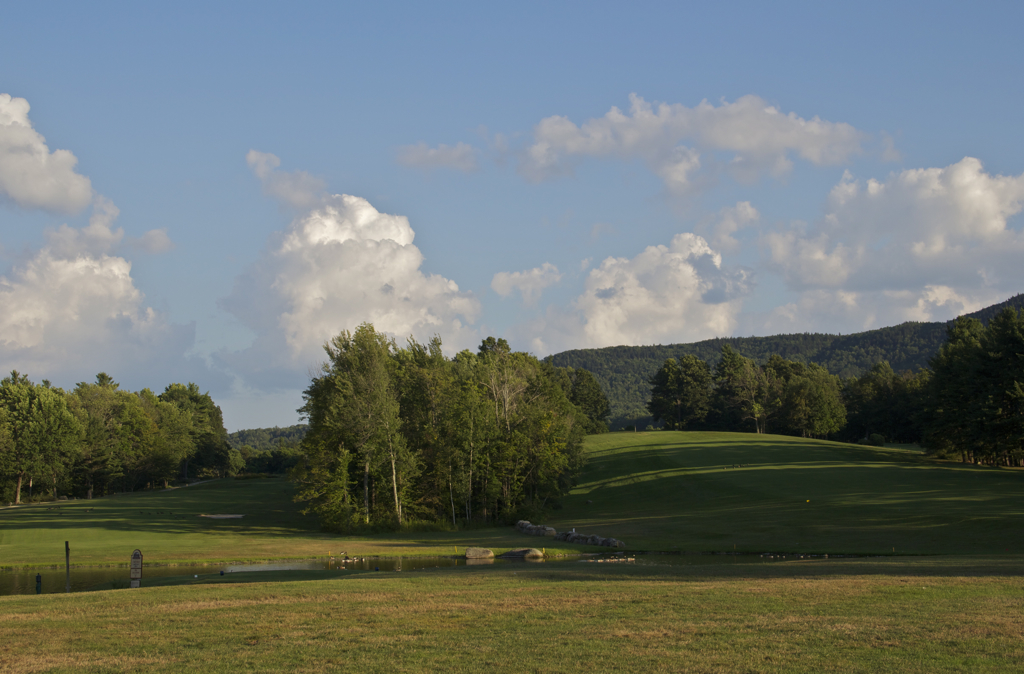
549 294 1024 427
227 425 308 451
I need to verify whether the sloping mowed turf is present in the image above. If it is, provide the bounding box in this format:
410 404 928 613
546 431 1024 555
0 478 335 568
0 478 575 568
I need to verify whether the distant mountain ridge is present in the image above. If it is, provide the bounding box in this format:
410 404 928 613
547 293 1024 428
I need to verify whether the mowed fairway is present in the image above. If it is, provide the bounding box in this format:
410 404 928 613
1 559 1023 673
0 478 577 569
4 432 1024 569
3 433 1024 672
547 432 1024 555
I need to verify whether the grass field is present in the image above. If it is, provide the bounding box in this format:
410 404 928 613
547 432 1024 555
3 431 1024 569
0 478 575 569
2 558 1022 673
3 432 1024 672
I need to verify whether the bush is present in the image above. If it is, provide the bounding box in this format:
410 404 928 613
868 433 886 447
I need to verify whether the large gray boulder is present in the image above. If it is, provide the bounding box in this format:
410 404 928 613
499 548 545 560
464 547 494 559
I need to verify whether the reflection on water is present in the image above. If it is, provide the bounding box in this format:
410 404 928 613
1 552 805 596
0 555 509 595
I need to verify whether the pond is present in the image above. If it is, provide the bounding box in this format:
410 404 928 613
1 552 807 596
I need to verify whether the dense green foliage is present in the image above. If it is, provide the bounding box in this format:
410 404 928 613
227 424 307 474
227 425 308 452
646 308 1024 465
0 373 235 504
293 325 608 532
923 309 1024 466
650 348 846 437
551 293 1024 428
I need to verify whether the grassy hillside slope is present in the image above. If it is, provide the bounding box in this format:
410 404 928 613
0 479 572 568
546 431 1024 555
4 432 1023 566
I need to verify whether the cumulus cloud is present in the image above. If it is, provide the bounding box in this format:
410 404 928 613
397 142 478 172
220 152 480 390
0 215 207 389
520 94 864 193
766 158 1024 290
127 228 175 254
523 233 752 353
491 263 562 306
0 95 200 388
700 201 760 253
0 93 93 213
246 150 326 209
753 286 1003 337
761 157 1024 331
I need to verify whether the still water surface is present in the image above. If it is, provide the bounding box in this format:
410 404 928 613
2 552 794 596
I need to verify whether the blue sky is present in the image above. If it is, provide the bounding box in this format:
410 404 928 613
2 1 1023 429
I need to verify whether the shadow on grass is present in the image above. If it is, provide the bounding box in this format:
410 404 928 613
0 478 321 538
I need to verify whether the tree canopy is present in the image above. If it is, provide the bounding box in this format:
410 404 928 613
294 324 601 531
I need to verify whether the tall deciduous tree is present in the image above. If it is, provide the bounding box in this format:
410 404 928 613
648 356 712 430
0 372 81 504
159 383 230 479
295 327 587 531
568 368 611 433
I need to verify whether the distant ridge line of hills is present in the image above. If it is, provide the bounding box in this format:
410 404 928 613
547 293 1024 427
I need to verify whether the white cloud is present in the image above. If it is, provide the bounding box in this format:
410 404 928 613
246 150 326 209
0 93 93 213
397 142 478 172
491 263 562 306
754 286 1002 337
766 157 1024 292
220 153 481 390
760 157 1024 332
700 201 759 253
520 94 864 193
0 95 208 390
0 219 206 390
523 233 752 353
127 228 175 254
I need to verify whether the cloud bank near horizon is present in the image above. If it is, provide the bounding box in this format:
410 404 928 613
0 94 206 390
3 91 1022 413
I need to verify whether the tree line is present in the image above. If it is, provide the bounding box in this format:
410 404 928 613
294 324 610 532
648 349 846 438
646 307 1024 467
1 373 237 505
552 293 1024 428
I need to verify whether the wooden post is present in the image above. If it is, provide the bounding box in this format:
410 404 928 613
65 541 70 593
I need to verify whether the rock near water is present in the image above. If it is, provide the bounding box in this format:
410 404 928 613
464 547 494 560
517 520 626 548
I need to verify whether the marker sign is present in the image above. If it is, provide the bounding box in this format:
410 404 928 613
130 549 143 589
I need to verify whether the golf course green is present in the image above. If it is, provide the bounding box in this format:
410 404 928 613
2 432 1022 672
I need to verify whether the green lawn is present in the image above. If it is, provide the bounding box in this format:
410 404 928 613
4 432 1024 568
2 558 1022 673
546 431 1024 555
4 432 1024 672
0 478 579 569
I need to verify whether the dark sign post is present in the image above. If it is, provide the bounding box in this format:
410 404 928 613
65 541 70 593
130 549 143 589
